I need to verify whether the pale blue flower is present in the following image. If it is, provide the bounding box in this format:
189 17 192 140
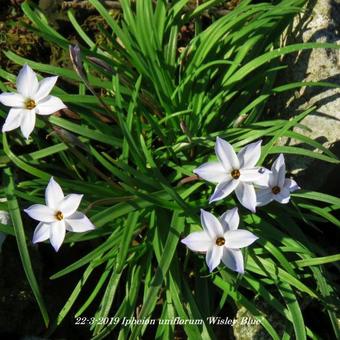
194 137 268 212
25 177 95 251
256 154 300 206
182 208 258 273
0 64 66 139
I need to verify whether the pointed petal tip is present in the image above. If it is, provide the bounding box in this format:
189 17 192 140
21 64 28 72
208 194 221 204
248 139 262 148
230 207 238 214
207 262 216 273
208 261 220 273
181 235 194 245
280 197 291 204
21 64 34 74
32 237 42 245
32 223 50 244
291 184 301 192
58 103 67 110
52 244 61 252
22 132 31 140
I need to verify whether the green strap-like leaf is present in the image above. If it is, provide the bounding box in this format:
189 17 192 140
3 167 49 326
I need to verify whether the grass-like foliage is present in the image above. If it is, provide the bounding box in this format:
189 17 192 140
0 0 339 339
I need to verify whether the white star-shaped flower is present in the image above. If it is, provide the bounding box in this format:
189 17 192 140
24 177 95 252
0 64 66 139
194 137 268 212
256 154 300 206
181 208 258 273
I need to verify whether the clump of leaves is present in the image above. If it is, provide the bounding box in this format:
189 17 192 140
0 0 339 339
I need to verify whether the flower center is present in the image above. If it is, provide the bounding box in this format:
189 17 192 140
55 211 64 221
231 169 240 179
272 186 281 195
215 237 225 246
25 99 36 110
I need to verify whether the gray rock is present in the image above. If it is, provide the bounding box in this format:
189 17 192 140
270 0 340 189
233 305 284 340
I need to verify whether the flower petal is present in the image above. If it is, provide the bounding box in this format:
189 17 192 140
32 222 50 243
206 245 223 272
240 168 266 183
181 231 212 252
193 161 228 183
2 108 23 132
284 178 300 192
219 207 239 232
238 140 262 168
36 95 66 115
0 210 10 226
274 187 291 204
268 172 277 187
59 194 83 217
0 92 25 108
49 221 66 252
209 179 238 203
35 76 58 101
226 229 258 249
272 154 286 188
235 182 257 212
65 212 96 233
256 188 273 207
200 209 223 239
20 109 36 139
221 248 244 273
16 64 39 97
45 177 64 209
24 204 56 223
215 137 239 171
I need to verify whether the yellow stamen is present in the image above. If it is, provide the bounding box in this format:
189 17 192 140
55 211 64 221
25 99 36 110
231 169 240 179
216 237 225 246
272 186 281 195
